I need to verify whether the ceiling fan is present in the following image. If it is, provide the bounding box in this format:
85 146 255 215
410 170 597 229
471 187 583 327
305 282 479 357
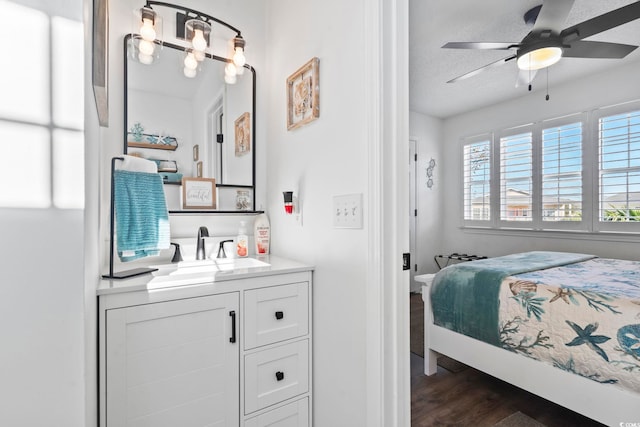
443 0 640 87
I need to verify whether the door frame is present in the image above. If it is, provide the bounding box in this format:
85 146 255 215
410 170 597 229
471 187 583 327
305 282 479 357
364 0 410 425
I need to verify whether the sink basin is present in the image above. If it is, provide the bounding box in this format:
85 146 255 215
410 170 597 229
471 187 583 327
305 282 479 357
151 257 270 276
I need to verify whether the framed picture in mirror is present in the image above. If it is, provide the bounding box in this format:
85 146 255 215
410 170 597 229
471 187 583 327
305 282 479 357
287 57 320 130
234 112 251 157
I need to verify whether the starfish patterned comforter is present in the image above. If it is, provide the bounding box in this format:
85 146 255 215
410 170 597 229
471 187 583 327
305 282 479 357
430 251 640 394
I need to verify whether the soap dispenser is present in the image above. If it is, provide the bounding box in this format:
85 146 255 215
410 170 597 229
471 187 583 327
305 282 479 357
236 221 248 258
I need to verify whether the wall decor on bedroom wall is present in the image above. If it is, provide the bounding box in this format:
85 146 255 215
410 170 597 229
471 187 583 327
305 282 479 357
426 158 436 189
286 57 320 130
234 112 251 156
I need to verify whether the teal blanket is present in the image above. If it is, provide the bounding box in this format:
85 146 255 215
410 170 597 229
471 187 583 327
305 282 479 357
430 251 596 345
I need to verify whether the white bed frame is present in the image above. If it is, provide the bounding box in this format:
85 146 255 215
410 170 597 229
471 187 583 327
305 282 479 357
418 275 640 426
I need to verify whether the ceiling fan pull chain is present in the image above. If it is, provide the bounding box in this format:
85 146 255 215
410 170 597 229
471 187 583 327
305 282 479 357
545 68 550 101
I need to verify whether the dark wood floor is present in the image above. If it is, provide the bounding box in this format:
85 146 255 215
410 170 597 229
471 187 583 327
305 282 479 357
410 293 605 427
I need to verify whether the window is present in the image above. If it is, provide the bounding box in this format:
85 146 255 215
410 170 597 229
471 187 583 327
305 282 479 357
463 139 491 221
542 122 583 222
461 104 640 234
598 109 640 225
499 131 532 223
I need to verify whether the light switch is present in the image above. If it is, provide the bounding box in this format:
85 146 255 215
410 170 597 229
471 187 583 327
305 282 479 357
333 193 363 229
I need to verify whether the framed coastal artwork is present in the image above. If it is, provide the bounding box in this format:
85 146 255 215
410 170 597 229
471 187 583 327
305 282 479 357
182 177 216 209
234 112 251 156
286 57 320 130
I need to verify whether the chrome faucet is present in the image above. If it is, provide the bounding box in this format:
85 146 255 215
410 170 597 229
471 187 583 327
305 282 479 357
196 226 209 260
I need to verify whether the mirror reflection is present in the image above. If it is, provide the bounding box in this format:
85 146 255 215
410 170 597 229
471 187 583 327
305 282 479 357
124 36 255 211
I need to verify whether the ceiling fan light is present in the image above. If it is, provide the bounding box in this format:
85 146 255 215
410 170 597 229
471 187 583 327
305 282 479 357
517 46 562 71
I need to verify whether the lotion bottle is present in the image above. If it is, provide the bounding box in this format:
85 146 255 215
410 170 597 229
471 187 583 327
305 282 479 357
236 221 248 258
253 213 270 255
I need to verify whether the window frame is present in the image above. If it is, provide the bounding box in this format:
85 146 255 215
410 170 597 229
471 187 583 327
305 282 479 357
592 101 640 233
461 134 493 228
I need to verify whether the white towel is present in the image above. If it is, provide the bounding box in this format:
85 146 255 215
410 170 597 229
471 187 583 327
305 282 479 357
116 155 158 173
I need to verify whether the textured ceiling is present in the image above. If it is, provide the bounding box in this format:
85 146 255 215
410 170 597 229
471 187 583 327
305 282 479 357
409 0 640 119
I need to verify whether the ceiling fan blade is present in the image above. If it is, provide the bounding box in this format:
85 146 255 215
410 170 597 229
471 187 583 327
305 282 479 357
442 42 518 50
447 55 516 83
560 2 640 42
533 0 575 34
515 69 538 88
563 40 639 59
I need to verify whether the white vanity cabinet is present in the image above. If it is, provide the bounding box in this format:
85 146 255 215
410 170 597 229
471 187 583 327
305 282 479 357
98 265 312 427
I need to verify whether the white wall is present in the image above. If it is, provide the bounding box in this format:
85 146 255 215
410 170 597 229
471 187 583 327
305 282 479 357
410 111 443 274
0 1 87 426
264 0 371 424
439 60 640 260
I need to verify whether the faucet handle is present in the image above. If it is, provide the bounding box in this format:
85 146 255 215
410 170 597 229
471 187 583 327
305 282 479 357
170 243 183 263
217 240 234 258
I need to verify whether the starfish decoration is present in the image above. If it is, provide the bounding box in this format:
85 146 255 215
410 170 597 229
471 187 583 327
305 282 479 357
548 287 572 304
565 320 611 362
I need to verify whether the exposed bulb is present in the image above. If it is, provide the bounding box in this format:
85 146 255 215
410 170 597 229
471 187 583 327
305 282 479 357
233 47 246 67
184 52 198 70
184 67 197 78
138 39 155 56
224 73 237 84
140 18 156 42
193 50 205 62
138 52 153 65
225 62 237 77
192 29 207 51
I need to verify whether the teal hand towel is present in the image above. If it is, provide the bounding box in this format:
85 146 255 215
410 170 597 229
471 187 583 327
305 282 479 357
114 170 170 262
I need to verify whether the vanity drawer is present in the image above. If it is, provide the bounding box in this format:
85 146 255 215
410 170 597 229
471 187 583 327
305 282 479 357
244 282 309 349
244 340 309 414
244 397 309 427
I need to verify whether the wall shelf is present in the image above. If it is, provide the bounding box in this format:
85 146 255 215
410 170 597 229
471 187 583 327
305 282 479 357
128 141 178 151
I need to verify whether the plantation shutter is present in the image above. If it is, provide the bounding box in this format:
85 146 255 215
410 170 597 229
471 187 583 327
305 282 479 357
541 122 583 222
599 110 640 222
463 140 491 221
500 132 532 222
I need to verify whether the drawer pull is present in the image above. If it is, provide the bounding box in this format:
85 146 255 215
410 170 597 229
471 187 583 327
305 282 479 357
275 311 284 320
229 311 236 343
275 371 285 381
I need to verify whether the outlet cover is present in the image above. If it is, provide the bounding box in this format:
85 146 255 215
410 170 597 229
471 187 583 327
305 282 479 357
333 193 363 229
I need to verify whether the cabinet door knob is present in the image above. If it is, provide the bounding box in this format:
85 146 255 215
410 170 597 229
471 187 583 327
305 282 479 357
275 311 284 320
275 371 285 381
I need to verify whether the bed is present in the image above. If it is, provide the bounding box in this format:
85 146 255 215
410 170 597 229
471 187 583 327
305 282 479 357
418 251 640 425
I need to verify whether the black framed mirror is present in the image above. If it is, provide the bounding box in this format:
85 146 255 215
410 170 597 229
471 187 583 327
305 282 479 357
123 34 257 212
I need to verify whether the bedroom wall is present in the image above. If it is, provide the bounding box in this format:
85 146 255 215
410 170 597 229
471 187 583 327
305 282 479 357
439 59 640 260
410 111 444 274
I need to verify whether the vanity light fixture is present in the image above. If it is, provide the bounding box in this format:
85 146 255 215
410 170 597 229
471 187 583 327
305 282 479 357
133 1 248 84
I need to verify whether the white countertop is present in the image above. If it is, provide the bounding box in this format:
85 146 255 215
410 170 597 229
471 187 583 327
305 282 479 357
97 255 314 296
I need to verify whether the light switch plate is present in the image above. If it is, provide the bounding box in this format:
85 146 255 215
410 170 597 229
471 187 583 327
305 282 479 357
333 193 363 229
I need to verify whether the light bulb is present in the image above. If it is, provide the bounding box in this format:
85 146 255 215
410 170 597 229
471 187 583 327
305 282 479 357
192 29 207 51
225 62 237 77
138 39 155 56
140 18 156 42
233 47 246 67
225 73 237 84
194 50 205 62
184 52 198 70
138 52 153 65
517 47 562 71
184 67 197 78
